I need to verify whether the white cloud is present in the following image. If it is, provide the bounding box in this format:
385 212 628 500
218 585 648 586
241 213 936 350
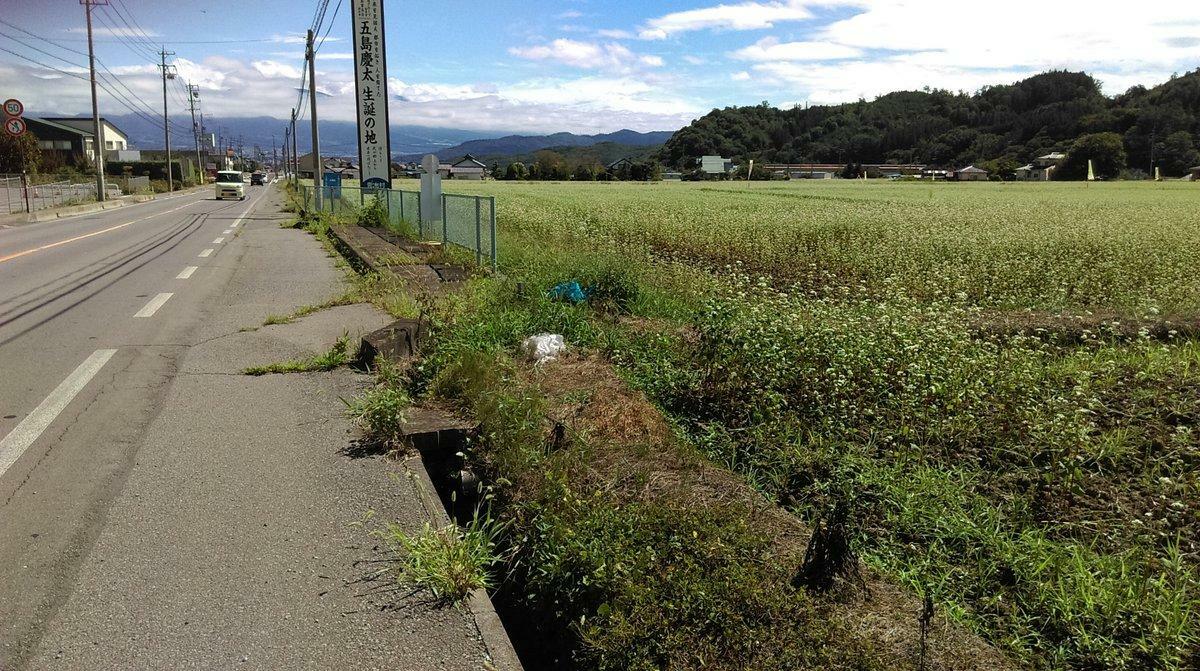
732 71 752 81
683 55 707 65
268 33 342 45
597 29 634 39
732 36 861 61
509 38 661 73
65 26 159 38
815 1 1200 80
252 60 302 80
639 0 821 39
728 0 1200 104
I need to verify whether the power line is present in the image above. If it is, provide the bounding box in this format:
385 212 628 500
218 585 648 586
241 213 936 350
111 0 161 50
0 23 155 114
0 28 177 130
0 45 171 132
91 10 158 64
313 0 343 54
0 18 89 57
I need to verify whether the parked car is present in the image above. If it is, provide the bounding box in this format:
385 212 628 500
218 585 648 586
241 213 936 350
215 171 245 200
250 172 265 186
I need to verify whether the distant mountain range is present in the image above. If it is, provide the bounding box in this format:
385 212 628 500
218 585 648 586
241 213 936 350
397 129 675 162
89 114 675 162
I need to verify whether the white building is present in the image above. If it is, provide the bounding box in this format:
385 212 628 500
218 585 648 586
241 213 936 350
700 155 733 175
43 117 130 161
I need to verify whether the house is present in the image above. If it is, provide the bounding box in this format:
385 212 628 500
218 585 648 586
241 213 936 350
1017 152 1066 181
25 117 92 163
296 153 339 180
921 168 950 179
953 165 989 181
41 117 131 160
448 154 487 180
1188 166 1200 181
607 156 637 172
700 155 733 175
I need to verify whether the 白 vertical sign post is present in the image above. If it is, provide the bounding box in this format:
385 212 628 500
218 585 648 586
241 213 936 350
351 0 391 192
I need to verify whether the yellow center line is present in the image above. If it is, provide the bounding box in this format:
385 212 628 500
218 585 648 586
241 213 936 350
0 198 202 265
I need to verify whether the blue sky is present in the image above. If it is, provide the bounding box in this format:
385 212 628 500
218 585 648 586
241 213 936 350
3 1 1200 134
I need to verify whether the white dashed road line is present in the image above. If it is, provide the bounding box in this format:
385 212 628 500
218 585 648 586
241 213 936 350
222 229 232 235
213 237 225 244
134 292 174 318
176 266 198 279
0 349 118 478
198 249 213 258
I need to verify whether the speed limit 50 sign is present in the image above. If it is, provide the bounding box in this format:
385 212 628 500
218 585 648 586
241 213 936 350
3 99 23 118
4 117 27 137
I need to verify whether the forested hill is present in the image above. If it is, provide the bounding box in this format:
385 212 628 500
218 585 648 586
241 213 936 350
660 70 1200 176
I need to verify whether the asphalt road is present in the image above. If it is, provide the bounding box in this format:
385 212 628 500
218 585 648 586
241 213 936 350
0 187 491 669
0 188 268 663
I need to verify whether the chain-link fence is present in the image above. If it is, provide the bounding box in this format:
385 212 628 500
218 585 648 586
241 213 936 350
299 182 496 270
0 174 124 214
441 192 496 270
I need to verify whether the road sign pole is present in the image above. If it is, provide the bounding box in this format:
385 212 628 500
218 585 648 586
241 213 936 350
21 172 30 214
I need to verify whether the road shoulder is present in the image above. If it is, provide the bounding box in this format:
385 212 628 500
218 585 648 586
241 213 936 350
27 187 493 669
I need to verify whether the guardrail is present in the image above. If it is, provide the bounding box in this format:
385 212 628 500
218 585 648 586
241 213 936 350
0 174 123 214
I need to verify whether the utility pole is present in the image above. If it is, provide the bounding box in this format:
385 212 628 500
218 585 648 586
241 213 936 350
81 0 109 201
158 48 176 191
187 83 203 184
290 108 298 187
306 29 322 210
282 126 289 180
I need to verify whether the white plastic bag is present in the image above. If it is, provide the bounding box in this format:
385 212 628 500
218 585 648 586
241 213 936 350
521 333 566 365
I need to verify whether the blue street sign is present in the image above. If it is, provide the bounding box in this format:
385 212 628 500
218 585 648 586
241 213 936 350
323 171 341 199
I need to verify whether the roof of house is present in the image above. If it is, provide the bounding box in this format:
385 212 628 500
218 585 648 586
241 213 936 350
607 156 636 169
26 116 97 137
1190 165 1200 171
42 117 129 139
451 154 487 168
1015 164 1034 171
1037 152 1066 160
958 165 988 173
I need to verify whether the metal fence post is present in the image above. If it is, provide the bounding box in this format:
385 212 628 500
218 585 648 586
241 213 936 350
474 197 482 266
489 196 497 272
21 172 31 213
441 193 447 244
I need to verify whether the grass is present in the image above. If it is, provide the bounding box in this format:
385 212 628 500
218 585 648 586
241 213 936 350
343 382 410 448
327 179 1200 669
261 294 356 326
428 179 1200 670
242 334 354 376
376 512 503 603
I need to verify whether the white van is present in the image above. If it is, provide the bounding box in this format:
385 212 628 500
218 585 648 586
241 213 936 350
215 171 245 200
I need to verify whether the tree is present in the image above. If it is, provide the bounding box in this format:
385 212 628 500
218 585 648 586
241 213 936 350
1055 132 1126 180
533 150 568 180
504 161 527 180
1157 131 1200 176
0 131 41 173
572 163 599 181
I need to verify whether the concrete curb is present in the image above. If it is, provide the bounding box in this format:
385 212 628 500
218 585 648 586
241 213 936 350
326 222 524 671
2 184 207 225
403 453 524 671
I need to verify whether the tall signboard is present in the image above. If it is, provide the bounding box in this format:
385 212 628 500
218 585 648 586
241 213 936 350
351 0 391 191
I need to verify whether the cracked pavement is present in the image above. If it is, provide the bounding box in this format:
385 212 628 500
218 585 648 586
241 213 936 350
0 187 492 669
